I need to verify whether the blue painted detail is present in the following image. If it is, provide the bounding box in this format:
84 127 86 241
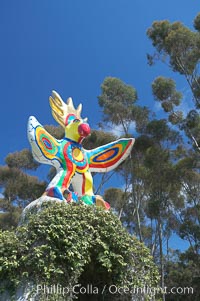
65 114 76 124
92 195 96 204
46 187 64 200
71 191 79 202
43 138 52 149
65 143 88 167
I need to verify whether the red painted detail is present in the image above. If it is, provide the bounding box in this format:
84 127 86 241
78 123 90 137
65 114 76 125
105 201 111 210
89 155 120 169
82 173 86 195
76 163 88 170
42 137 52 149
62 142 75 189
46 187 54 197
67 192 72 203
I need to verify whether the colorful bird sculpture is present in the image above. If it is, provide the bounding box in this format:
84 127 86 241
28 91 134 209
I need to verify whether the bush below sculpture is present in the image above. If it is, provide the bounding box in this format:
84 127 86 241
0 201 159 300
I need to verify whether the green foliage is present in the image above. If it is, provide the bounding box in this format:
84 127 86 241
173 160 200 255
0 166 46 204
98 76 149 136
143 145 181 219
98 77 138 134
194 13 200 32
185 110 200 129
152 76 182 113
0 230 20 287
151 76 184 126
147 20 200 75
0 147 47 230
145 119 181 144
98 77 137 112
191 77 200 104
147 14 200 155
168 111 183 125
5 149 39 170
165 249 200 301
0 165 46 230
104 187 127 218
83 129 117 149
0 198 22 230
152 77 181 103
0 201 159 300
44 124 65 139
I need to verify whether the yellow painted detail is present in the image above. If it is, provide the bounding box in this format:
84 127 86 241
36 126 60 160
72 148 84 161
84 171 93 195
65 122 80 142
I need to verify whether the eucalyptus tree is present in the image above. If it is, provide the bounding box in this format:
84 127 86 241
137 119 182 299
147 13 200 299
147 14 200 152
173 154 200 260
164 249 199 301
0 149 46 229
98 77 149 242
147 12 200 253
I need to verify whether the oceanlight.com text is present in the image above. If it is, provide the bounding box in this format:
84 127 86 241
36 284 194 297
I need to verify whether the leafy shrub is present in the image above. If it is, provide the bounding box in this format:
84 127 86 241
0 201 159 300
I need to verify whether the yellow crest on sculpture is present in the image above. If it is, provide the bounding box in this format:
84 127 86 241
49 90 83 128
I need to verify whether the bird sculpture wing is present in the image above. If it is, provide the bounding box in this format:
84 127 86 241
86 138 135 172
27 116 62 169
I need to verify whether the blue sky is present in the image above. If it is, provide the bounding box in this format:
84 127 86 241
0 0 199 165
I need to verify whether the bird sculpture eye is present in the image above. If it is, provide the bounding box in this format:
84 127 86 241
73 119 80 123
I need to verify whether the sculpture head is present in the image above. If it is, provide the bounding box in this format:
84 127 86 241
49 91 90 143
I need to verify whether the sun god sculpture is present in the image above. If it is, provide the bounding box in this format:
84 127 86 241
28 91 134 209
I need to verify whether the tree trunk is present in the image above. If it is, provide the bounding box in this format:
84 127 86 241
158 218 165 301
